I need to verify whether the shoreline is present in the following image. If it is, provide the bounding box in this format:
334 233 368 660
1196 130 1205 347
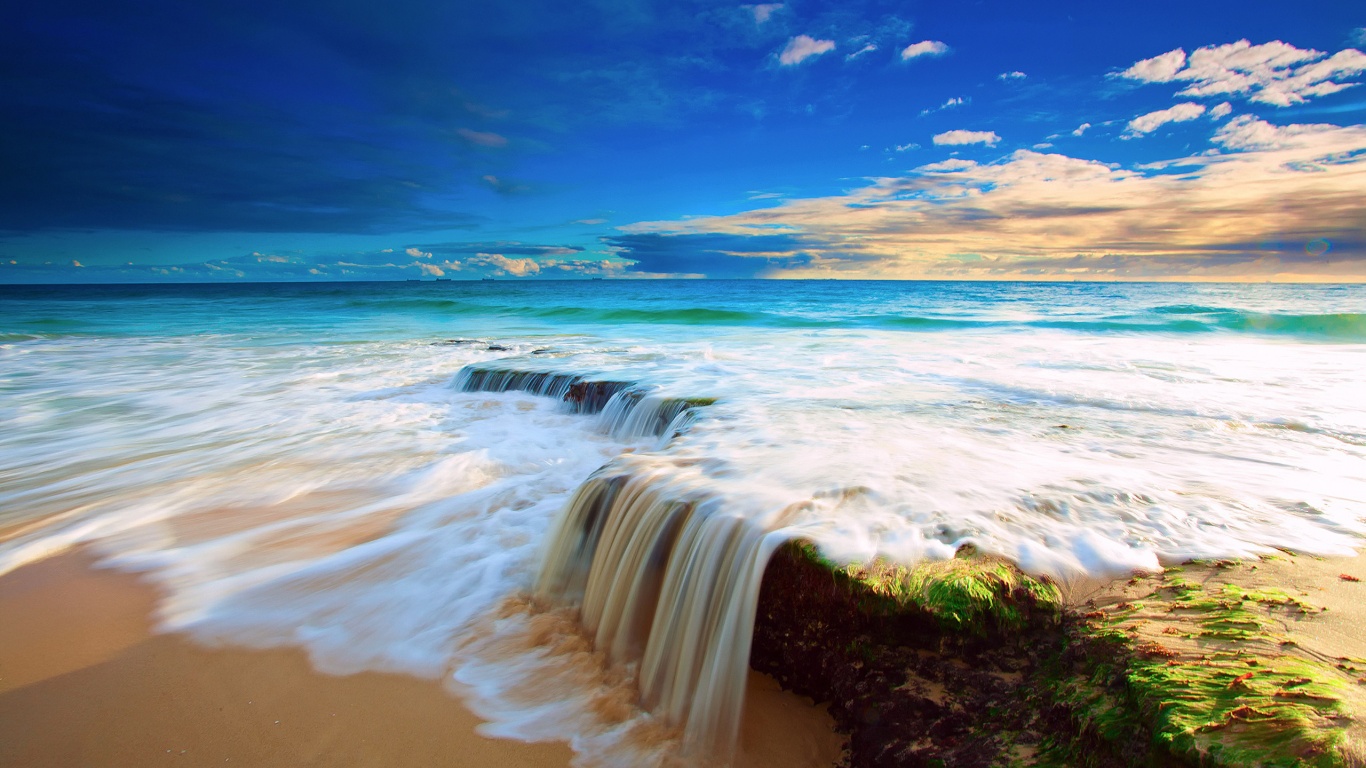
5 541 1366 767
0 550 843 768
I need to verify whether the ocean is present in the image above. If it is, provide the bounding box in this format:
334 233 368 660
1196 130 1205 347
2 280 1364 762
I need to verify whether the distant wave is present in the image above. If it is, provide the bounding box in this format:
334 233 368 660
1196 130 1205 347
1214 312 1366 339
539 306 783 325
1149 306 1366 340
1149 304 1226 315
340 297 1366 340
350 298 813 326
0 333 51 343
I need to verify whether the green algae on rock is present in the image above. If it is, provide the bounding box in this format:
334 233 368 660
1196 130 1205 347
751 541 1067 767
1042 565 1361 768
792 541 1063 634
752 544 1364 768
453 363 1363 765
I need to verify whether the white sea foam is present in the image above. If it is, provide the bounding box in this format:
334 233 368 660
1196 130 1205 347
2 304 1364 763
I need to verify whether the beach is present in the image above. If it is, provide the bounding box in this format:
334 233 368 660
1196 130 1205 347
4 0 1366 760
0 550 842 768
2 280 1363 765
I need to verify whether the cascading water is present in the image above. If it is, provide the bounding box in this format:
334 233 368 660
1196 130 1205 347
535 455 798 757
459 361 799 756
455 362 708 440
7 281 1365 766
448 344 1366 758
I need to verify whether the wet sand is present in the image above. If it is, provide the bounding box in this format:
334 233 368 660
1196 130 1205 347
0 551 844 768
1074 551 1366 750
1070 551 1366 662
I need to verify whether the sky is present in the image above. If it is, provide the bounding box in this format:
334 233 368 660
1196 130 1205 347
1 0 1363 282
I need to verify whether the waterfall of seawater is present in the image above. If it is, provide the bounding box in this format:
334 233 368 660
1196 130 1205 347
536 456 797 756
454 363 702 439
457 362 797 756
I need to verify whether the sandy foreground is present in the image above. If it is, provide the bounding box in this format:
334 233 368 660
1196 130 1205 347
0 551 844 768
1072 551 1366 663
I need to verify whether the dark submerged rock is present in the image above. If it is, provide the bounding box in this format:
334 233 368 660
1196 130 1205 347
751 543 1073 767
454 364 715 437
750 545 1357 767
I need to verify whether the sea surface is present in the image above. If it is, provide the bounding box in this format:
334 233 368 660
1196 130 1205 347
2 280 1364 762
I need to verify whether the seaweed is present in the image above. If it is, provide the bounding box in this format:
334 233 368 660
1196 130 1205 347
1039 572 1354 767
791 541 1063 634
753 544 1362 767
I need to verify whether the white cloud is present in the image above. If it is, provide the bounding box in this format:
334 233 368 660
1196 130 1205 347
746 3 783 24
1120 49 1188 82
471 253 541 277
621 121 1366 281
1211 114 1359 152
1353 28 1366 47
1119 40 1366 106
917 158 978 173
1071 122 1092 137
901 40 949 61
997 71 1027 81
893 143 920 152
933 129 1001 147
417 262 445 277
1125 102 1206 136
919 96 966 116
779 35 835 66
1210 102 1233 119
456 128 508 148
846 43 877 61
405 247 433 258
71 260 84 268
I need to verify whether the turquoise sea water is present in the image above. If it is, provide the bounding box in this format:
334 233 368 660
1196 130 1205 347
2 279 1364 761
4 280 1365 341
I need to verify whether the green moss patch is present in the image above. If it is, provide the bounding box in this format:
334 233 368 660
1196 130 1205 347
753 544 1363 767
795 542 1062 634
1044 567 1358 767
752 541 1062 767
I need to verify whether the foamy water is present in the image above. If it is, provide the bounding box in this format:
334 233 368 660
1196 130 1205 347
2 281 1363 763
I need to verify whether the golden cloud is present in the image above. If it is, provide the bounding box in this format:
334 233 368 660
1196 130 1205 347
621 118 1366 282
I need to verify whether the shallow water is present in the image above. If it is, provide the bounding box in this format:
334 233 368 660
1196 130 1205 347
2 280 1364 762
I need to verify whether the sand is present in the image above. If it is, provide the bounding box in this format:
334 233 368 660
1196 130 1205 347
0 551 844 768
1070 551 1366 661
10 546 1365 768
1073 550 1366 751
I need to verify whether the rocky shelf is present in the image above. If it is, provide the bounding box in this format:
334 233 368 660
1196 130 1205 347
751 543 1365 768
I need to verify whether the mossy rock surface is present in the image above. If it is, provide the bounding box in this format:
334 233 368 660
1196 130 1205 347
752 542 1069 767
751 543 1363 768
1042 568 1360 768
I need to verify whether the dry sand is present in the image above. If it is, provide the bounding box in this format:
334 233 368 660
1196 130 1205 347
0 551 844 768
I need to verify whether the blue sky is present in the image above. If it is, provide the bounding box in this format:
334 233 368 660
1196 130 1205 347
2 0 1363 281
